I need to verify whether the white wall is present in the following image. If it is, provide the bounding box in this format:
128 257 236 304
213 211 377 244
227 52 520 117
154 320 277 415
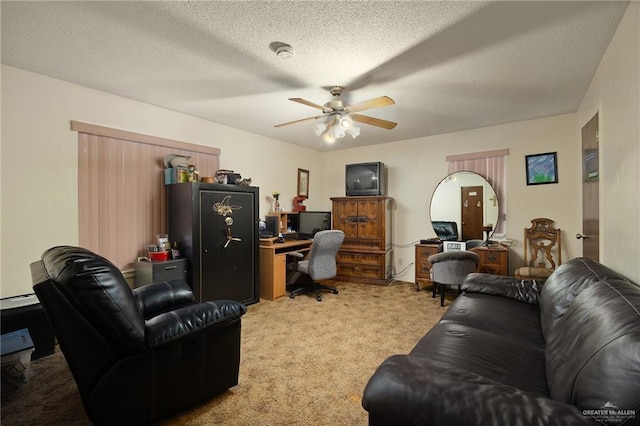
577 2 640 283
321 114 581 282
0 65 320 297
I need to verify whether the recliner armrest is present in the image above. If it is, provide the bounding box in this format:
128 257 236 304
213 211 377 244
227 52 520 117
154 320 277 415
133 280 195 318
461 273 542 305
145 299 247 347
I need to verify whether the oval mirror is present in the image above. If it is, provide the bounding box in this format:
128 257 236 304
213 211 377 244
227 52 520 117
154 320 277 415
429 171 499 243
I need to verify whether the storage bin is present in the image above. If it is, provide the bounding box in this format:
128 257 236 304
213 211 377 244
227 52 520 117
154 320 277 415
1 328 35 391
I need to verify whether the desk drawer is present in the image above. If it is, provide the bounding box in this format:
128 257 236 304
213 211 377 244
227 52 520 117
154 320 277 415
135 258 188 287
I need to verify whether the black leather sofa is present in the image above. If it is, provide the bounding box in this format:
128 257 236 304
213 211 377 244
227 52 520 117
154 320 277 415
362 257 640 426
31 246 247 425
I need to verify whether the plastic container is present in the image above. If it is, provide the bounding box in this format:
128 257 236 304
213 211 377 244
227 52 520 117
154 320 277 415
1 328 35 391
148 251 170 261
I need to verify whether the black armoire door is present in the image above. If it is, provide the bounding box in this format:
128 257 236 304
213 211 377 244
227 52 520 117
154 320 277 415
199 189 256 303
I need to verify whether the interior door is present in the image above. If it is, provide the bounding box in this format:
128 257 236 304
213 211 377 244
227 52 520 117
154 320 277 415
580 113 600 260
461 186 484 240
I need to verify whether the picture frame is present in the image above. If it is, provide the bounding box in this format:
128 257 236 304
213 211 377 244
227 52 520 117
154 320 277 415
525 152 558 185
297 168 309 197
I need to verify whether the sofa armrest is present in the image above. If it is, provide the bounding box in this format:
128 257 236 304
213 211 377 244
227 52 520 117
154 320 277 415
133 279 195 318
461 273 542 305
362 355 596 426
144 299 247 347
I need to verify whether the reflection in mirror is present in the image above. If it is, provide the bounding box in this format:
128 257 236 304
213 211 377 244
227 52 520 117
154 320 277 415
430 171 499 243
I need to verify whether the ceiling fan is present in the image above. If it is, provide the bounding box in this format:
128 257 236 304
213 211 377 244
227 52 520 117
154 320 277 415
274 86 397 142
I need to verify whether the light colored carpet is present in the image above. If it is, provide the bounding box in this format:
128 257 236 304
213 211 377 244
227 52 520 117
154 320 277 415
1 280 454 425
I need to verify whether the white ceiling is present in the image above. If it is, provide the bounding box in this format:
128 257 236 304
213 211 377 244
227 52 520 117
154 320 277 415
1 1 629 152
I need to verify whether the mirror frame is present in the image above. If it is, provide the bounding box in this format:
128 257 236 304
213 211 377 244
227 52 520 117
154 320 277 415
429 171 500 242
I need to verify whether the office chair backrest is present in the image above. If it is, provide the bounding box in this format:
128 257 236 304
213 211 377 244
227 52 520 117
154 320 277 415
307 230 345 280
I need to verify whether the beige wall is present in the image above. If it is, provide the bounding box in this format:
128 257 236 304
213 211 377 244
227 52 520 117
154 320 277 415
1 3 638 297
320 114 581 282
0 65 320 297
577 2 640 283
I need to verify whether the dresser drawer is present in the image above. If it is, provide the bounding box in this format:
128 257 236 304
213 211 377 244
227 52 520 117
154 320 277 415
337 262 384 280
471 247 508 276
337 251 384 266
135 258 188 287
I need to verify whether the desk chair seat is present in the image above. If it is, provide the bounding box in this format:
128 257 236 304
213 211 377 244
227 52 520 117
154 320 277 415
288 230 345 302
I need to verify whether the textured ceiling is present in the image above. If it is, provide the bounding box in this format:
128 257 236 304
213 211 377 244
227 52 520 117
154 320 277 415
1 1 629 152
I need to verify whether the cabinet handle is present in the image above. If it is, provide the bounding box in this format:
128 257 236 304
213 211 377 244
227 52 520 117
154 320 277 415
488 254 496 262
164 266 177 270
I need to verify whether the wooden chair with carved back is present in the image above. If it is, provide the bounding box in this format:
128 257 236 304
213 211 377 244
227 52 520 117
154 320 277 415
514 218 561 283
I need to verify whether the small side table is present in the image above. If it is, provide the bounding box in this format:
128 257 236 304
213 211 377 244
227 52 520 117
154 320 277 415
134 258 188 288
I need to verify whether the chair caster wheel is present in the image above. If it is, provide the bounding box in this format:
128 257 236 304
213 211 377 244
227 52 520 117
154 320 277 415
289 294 295 299
316 296 322 302
333 289 339 294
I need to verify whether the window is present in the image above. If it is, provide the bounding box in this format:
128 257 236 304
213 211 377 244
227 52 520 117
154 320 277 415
73 121 220 271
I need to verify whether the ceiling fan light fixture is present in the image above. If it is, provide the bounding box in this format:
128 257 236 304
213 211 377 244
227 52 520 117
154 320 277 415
347 125 361 139
339 115 353 130
313 122 327 136
332 124 346 139
322 131 336 144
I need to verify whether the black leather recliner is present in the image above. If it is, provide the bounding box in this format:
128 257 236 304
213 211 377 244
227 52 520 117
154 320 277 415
30 246 247 425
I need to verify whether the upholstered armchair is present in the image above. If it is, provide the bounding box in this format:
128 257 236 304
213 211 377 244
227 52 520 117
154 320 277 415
30 246 247 425
428 250 480 306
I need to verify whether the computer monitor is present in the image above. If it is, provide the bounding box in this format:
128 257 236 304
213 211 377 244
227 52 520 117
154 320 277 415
297 211 331 240
260 216 279 238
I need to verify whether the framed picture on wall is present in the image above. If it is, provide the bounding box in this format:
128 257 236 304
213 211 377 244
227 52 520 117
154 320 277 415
297 168 309 197
525 152 558 185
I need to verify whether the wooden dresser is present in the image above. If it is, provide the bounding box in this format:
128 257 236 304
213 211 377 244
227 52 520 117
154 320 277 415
470 245 509 275
414 243 509 290
414 243 442 290
331 196 393 285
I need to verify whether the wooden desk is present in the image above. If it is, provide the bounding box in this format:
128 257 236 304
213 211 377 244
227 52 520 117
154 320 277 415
259 239 312 300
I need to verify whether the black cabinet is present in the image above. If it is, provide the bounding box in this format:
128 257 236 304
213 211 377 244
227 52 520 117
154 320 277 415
167 183 260 305
134 258 188 288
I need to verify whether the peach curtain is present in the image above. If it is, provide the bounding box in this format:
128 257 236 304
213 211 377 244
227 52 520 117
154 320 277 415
74 121 220 270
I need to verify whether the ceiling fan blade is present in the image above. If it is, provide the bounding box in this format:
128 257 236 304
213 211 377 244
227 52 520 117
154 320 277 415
274 115 324 128
289 98 327 110
345 96 395 114
351 114 398 130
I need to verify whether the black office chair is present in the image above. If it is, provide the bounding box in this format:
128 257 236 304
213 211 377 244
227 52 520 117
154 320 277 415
288 230 345 302
30 246 247 425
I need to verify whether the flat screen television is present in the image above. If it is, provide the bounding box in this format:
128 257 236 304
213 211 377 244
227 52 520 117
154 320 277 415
345 162 386 196
297 211 332 240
